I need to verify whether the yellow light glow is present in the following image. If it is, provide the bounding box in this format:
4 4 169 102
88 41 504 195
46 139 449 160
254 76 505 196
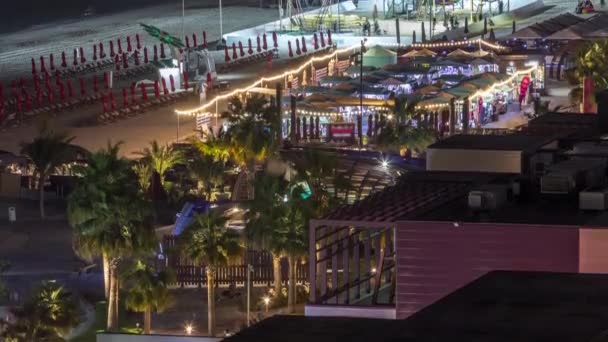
411 38 506 51
176 45 361 116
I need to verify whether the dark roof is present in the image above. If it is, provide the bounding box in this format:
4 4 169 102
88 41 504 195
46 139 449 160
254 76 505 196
399 271 608 342
321 172 499 223
223 271 608 342
427 134 556 152
522 112 599 139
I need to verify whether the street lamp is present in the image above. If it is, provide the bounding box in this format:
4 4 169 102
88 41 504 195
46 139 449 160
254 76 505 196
263 296 271 312
246 264 253 326
185 323 193 335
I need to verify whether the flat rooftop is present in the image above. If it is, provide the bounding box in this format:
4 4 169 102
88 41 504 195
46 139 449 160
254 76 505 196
427 134 556 152
223 271 608 342
319 171 608 227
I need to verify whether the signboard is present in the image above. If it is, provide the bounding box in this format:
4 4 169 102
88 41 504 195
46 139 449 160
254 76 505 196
328 123 355 140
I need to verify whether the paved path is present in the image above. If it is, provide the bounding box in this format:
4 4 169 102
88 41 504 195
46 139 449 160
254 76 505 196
483 103 529 129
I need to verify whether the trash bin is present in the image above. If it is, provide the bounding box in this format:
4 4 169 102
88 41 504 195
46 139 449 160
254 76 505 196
8 207 16 222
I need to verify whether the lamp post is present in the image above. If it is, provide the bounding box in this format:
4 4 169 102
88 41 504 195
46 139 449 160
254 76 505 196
182 0 185 46
263 296 270 313
246 264 253 326
219 0 224 39
359 39 365 147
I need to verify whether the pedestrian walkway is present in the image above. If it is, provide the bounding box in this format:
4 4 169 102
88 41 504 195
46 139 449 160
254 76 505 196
483 103 530 129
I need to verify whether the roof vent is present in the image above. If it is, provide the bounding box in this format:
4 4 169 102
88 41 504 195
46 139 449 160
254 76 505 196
579 187 608 211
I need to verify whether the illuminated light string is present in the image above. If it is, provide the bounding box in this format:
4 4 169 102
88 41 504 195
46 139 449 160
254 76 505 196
415 66 538 110
175 44 362 116
410 38 507 50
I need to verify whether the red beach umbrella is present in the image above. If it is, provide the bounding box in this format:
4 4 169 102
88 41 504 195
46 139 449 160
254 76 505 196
320 31 326 47
192 33 198 47
134 50 140 66
73 49 78 66
117 38 123 55
48 86 55 104
80 78 86 97
238 41 245 57
122 53 128 69
25 93 32 112
206 72 212 89
115 55 121 71
257 36 261 53
93 75 99 93
54 70 61 85
154 45 158 62
144 47 149 64
296 39 301 55
272 31 278 48
15 94 21 113
263 33 268 50
80 47 86 64
288 41 293 58
327 29 332 45
185 36 190 49
169 74 175 92
136 34 142 50
224 45 230 62
49 53 55 70
40 56 46 73
99 41 106 59
313 33 319 49
36 87 42 106
61 51 67 68
103 72 109 90
110 41 115 57
93 44 98 61
153 80 160 99
183 71 189 90
109 91 116 111
67 79 74 98
203 31 208 49
101 94 108 112
141 83 148 101
301 36 307 53
130 82 137 104
160 43 166 59
31 58 36 74
58 82 66 101
161 77 169 95
232 42 237 60
127 36 133 52
248 38 253 55
122 88 128 107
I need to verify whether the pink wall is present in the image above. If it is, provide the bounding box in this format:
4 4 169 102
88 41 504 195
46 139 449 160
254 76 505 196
394 221 580 319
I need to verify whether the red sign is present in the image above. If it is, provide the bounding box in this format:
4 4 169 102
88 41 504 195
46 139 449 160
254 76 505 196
329 123 354 138
519 75 530 104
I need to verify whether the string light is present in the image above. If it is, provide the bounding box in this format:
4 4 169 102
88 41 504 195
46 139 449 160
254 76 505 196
175 44 362 116
411 38 506 50
415 66 538 110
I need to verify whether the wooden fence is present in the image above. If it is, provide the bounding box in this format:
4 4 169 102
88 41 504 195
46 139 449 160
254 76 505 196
163 236 308 287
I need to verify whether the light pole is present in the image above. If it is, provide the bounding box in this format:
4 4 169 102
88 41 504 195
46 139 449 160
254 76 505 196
219 0 224 39
359 39 364 147
182 0 185 44
246 264 253 326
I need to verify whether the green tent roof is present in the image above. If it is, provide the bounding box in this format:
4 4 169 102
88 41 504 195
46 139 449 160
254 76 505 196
364 45 397 58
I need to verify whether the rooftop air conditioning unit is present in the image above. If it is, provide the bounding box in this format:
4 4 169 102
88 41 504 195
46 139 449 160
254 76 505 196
468 187 507 211
579 187 608 211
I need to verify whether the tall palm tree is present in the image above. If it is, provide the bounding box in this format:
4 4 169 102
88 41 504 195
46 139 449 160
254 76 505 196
20 123 80 219
178 212 242 336
135 141 185 185
67 142 156 332
124 261 174 334
245 173 290 295
2 282 81 341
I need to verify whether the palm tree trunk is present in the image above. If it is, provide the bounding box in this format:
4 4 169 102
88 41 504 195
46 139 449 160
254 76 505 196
114 273 120 328
144 307 152 334
206 267 216 336
272 255 282 295
107 263 118 331
287 256 297 313
38 172 45 219
103 253 110 299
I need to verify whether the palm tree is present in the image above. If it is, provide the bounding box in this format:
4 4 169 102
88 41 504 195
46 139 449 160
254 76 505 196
178 212 242 336
20 123 80 219
245 173 290 295
135 141 185 185
189 153 226 201
67 142 156 332
124 261 174 334
574 40 608 112
2 282 81 341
